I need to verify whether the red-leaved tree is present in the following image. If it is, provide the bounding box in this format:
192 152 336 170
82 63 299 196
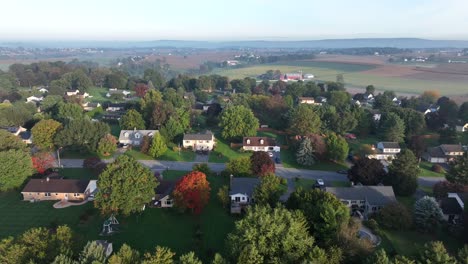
32 152 56 174
173 171 211 214
250 151 275 177
134 83 149 98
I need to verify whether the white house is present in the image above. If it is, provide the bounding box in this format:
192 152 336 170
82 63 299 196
81 102 101 111
303 74 315 79
26 96 43 103
106 103 126 112
106 88 131 98
229 177 261 214
327 186 397 218
242 137 280 152
366 142 401 160
38 87 48 93
66 90 80 96
182 131 215 151
118 129 157 146
456 123 468 132
423 144 465 163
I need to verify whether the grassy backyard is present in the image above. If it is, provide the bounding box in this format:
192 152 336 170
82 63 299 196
208 137 251 163
280 148 348 171
418 161 445 177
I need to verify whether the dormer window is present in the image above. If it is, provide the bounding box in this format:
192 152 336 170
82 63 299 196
246 139 251 145
124 132 129 138
260 139 264 145
135 133 140 139
148 133 154 137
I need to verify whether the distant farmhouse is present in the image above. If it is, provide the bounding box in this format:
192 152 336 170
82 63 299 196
182 131 215 151
367 142 401 160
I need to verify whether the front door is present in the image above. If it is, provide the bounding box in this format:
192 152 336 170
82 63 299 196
64 194 68 201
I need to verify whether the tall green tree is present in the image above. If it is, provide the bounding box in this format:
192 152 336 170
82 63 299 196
54 102 83 122
140 90 163 123
253 174 284 207
160 117 184 143
119 109 145 130
418 241 456 264
94 155 158 215
108 244 141 264
289 104 322 135
384 149 419 196
227 205 315 263
380 112 406 142
0 130 28 152
325 133 349 162
79 241 106 264
31 119 62 149
219 105 259 140
413 196 444 233
226 156 252 176
348 158 386 185
54 119 110 152
0 149 33 191
179 252 202 264
446 153 468 185
141 246 175 264
97 134 117 156
148 132 167 158
286 188 350 246
296 137 316 166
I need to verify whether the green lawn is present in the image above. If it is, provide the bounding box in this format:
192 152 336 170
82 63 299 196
418 161 445 177
280 148 348 171
209 137 251 163
0 173 235 261
61 150 98 159
159 149 196 162
161 170 189 180
58 168 98 180
256 131 286 145
347 135 379 154
125 149 154 160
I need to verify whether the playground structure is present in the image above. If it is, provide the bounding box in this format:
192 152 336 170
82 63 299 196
100 214 120 236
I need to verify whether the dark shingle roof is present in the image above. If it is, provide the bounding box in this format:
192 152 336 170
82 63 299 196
243 137 277 147
440 197 463 215
183 131 213 141
22 179 90 193
19 131 31 140
229 178 261 197
427 146 446 158
326 186 396 206
440 144 463 153
379 142 400 149
154 180 176 197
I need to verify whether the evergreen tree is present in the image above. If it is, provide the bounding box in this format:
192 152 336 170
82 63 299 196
418 241 457 264
296 137 316 166
79 241 106 264
413 196 444 233
141 246 175 264
119 109 145 130
380 112 405 142
179 252 202 264
384 149 419 196
148 132 167 158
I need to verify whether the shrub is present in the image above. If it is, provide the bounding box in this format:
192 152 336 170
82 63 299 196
375 202 412 230
431 164 444 173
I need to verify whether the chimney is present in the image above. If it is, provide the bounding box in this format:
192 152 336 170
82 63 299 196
46 177 50 182
230 174 233 187
134 127 136 132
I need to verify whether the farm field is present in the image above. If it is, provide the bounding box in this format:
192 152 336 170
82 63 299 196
214 60 468 96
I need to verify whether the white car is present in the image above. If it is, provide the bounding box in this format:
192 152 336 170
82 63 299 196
268 152 274 157
316 179 325 186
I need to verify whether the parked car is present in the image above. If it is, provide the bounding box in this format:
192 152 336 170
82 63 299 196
314 179 325 189
268 152 274 158
275 157 281 164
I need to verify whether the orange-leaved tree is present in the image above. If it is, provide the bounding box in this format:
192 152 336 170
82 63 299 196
173 171 211 214
32 152 56 174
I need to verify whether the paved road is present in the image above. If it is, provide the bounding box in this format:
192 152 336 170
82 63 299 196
60 159 443 187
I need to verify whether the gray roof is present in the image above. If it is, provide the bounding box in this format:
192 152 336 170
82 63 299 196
326 186 396 206
379 142 400 149
440 198 463 215
118 130 158 141
440 144 463 153
154 180 176 197
229 178 261 197
183 130 214 141
426 146 446 158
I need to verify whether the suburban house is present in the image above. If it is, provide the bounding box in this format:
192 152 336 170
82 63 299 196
229 177 261 214
182 130 215 151
95 240 113 257
440 192 467 223
326 186 397 217
81 102 101 111
316 96 327 104
118 129 157 146
66 89 90 99
423 144 465 163
366 142 401 160
152 180 175 208
298 97 316 105
419 104 440 115
106 88 131 98
456 123 468 132
21 178 97 201
26 96 43 103
66 90 80 96
106 103 126 112
242 137 280 152
2 126 32 144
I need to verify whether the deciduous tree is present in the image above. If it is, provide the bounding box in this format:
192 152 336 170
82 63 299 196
0 149 33 191
348 158 386 185
32 152 56 174
0 130 27 152
119 109 145 130
227 205 315 263
250 151 275 176
380 112 405 142
148 132 167 158
219 105 259 140
141 246 175 264
226 156 252 176
97 134 117 156
108 244 141 264
446 153 468 185
375 202 412 230
94 155 158 215
173 171 211 214
32 119 62 149
418 241 456 264
288 104 322 135
253 174 284 207
325 133 349 162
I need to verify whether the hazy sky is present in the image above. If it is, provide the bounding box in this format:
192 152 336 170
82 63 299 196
1 0 467 41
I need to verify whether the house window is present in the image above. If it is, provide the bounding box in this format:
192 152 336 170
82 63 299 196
185 141 190 143
246 139 251 144
241 197 245 201
166 200 172 205
74 193 79 197
135 133 140 139
351 200 357 204
235 197 240 202
198 140 203 143
372 207 377 211
124 132 129 138
55 193 58 195
206 140 209 143
45 193 51 197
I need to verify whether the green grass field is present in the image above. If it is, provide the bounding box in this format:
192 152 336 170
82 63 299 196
208 137 251 163
159 149 196 162
214 61 468 95
418 161 445 177
280 148 349 171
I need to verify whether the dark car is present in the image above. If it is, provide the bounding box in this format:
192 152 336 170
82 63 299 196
275 157 281 164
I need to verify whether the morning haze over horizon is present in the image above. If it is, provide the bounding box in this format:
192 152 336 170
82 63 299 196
2 0 468 41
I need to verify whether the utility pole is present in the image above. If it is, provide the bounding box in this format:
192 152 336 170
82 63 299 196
57 147 63 168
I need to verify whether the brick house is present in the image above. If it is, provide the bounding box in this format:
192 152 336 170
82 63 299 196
21 178 96 201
